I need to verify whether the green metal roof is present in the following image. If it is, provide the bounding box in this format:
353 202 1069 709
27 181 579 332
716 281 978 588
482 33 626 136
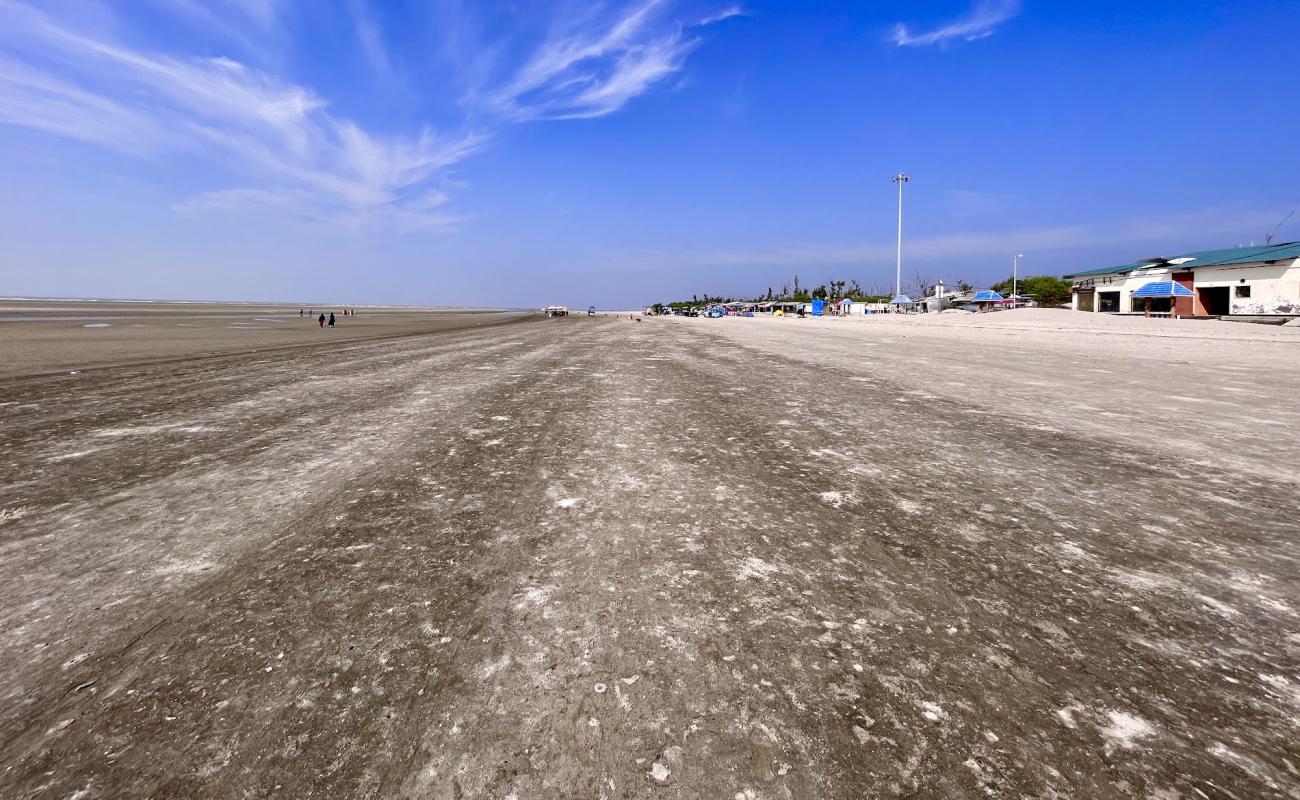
1062 261 1146 279
1182 241 1300 267
1063 241 1300 279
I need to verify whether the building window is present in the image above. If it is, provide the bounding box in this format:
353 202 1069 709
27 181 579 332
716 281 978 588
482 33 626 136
1098 292 1120 313
1235 285 1251 298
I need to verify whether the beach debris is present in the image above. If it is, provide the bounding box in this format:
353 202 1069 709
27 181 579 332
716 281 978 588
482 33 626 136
649 762 670 782
593 682 608 694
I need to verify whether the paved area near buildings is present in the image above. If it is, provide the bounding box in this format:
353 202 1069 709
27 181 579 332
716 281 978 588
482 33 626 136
1 312 1297 798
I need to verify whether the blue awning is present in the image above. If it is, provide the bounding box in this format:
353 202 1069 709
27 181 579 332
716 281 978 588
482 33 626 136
1131 280 1193 298
970 290 1004 302
891 294 913 304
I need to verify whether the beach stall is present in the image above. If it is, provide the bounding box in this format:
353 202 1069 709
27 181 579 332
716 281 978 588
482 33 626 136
969 290 1003 312
1130 279 1194 318
890 294 913 312
837 298 869 316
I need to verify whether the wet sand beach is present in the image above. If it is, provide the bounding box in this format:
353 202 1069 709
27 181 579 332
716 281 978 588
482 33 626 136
0 309 1297 798
0 300 524 378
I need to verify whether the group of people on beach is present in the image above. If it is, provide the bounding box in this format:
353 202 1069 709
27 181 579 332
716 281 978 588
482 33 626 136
298 308 358 328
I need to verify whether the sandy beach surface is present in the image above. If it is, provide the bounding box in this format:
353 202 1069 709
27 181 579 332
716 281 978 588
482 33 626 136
1 308 1297 798
0 299 524 378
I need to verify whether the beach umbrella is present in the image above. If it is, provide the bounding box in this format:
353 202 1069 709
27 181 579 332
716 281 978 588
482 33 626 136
1130 280 1193 299
970 290 1004 302
1131 279 1193 317
891 294 913 305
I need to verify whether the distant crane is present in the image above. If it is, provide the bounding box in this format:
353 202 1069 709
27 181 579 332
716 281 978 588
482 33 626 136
1266 209 1295 245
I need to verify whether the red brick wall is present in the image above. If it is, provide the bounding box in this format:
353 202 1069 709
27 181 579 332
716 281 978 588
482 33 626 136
1172 271 1197 316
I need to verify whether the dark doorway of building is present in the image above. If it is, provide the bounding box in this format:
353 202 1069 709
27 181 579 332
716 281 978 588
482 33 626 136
1199 286 1229 315
1098 291 1120 312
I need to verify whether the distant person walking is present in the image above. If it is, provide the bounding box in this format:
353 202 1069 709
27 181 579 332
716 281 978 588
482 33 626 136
318 313 326 328
328 312 336 327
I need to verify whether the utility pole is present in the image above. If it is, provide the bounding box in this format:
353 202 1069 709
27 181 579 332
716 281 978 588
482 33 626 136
892 173 909 301
1013 253 1023 307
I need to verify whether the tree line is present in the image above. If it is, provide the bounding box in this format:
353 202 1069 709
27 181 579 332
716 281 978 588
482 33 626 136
660 271 1071 309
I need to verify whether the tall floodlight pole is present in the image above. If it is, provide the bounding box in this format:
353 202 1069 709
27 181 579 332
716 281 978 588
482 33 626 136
1013 253 1023 306
892 173 909 300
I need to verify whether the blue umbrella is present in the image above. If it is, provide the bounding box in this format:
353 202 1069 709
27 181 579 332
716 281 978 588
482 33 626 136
970 290 1004 302
891 294 913 305
1130 280 1193 298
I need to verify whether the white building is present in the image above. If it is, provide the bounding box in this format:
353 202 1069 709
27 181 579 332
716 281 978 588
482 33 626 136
1064 242 1300 317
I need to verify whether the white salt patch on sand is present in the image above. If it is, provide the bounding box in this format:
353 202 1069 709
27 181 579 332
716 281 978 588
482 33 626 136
736 556 782 581
478 653 511 679
490 415 511 421
48 448 106 462
94 424 218 438
1099 710 1155 751
818 490 851 507
1194 593 1239 617
514 586 551 610
82 323 111 328
0 506 30 524
895 499 924 514
1206 741 1282 787
154 558 217 576
1057 541 1094 561
556 497 579 509
920 701 945 722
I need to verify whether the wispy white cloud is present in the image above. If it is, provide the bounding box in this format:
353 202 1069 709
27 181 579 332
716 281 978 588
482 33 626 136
0 1 478 231
490 0 736 120
892 0 1020 47
698 6 745 26
347 0 392 80
0 0 732 231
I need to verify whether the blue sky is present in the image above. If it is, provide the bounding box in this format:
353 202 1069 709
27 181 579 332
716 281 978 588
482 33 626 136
2 0 1297 307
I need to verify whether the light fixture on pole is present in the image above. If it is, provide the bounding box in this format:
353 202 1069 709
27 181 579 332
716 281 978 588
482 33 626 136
892 173 909 302
1013 253 1023 307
